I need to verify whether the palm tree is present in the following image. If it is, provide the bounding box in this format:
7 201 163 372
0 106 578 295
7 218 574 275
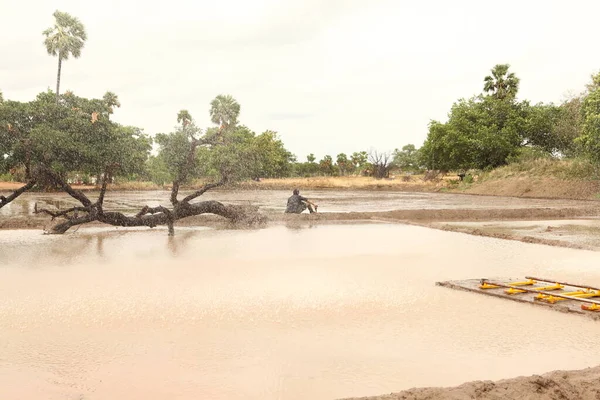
209 95 240 130
177 110 192 127
483 64 520 100
103 92 121 120
43 10 87 102
0 90 3 103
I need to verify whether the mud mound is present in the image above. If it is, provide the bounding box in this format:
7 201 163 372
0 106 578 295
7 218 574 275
344 365 600 400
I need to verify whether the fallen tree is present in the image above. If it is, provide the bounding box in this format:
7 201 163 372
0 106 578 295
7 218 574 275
0 91 266 234
33 167 264 235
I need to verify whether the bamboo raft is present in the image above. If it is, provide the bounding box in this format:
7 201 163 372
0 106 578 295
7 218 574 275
436 276 600 320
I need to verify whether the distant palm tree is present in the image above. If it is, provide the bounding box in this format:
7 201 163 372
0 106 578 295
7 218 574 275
177 110 192 127
43 10 87 102
209 95 240 130
483 64 520 100
0 90 3 103
103 92 121 120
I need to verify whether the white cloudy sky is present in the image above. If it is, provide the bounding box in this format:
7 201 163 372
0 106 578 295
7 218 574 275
2 0 600 160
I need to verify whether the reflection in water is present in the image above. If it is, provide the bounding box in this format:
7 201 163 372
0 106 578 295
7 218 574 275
1 224 600 400
284 220 317 231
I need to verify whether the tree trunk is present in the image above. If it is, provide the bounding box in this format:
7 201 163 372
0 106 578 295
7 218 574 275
56 57 62 103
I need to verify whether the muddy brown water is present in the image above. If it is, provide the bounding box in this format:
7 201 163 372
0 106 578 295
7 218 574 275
2 223 600 399
0 189 597 217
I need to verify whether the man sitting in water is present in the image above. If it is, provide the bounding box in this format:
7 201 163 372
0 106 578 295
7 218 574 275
285 189 318 214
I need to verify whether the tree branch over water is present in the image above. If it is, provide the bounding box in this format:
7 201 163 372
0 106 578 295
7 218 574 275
0 180 37 209
34 153 264 235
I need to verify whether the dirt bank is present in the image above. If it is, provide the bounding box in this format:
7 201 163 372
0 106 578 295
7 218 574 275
343 365 600 400
460 176 600 200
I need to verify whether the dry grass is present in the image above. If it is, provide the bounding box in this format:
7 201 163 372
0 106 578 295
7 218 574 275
109 181 163 191
234 175 453 191
481 158 600 181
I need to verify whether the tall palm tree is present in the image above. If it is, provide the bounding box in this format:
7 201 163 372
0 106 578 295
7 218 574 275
209 95 240 130
43 10 87 102
483 64 520 100
177 110 192 127
103 91 121 120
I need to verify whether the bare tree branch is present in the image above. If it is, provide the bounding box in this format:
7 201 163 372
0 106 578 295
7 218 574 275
0 180 37 209
181 178 226 203
40 166 92 207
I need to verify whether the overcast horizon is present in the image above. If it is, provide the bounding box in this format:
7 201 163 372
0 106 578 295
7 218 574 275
2 0 600 160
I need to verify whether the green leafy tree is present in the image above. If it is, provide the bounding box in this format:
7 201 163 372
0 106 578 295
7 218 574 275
483 64 520 101
307 153 316 163
335 153 352 176
350 151 368 174
43 11 87 102
253 130 295 178
577 72 600 163
392 144 421 172
319 155 335 176
420 96 526 171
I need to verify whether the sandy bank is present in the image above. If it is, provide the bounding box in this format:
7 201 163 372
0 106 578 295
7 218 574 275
343 365 600 400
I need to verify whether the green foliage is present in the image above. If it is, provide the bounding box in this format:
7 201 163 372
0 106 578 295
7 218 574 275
319 155 335 176
483 64 520 100
209 94 240 130
462 174 474 184
152 97 295 184
417 63 584 171
43 10 87 99
420 96 525 170
336 153 352 176
43 10 87 60
145 155 170 186
253 130 295 178
0 90 151 179
577 72 600 163
294 154 319 177
176 109 192 127
392 144 422 172
350 151 369 173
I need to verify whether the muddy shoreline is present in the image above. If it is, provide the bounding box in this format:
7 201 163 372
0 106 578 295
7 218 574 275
343 365 600 400
4 206 599 251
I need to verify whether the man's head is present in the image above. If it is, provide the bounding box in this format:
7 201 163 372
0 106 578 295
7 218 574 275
293 189 300 195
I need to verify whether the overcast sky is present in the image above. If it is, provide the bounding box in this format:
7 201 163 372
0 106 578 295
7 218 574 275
2 0 600 160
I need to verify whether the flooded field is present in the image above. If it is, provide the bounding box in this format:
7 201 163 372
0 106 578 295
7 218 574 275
2 224 600 399
1 189 598 217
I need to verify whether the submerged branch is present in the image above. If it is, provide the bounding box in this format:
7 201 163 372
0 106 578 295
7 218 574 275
35 204 91 220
